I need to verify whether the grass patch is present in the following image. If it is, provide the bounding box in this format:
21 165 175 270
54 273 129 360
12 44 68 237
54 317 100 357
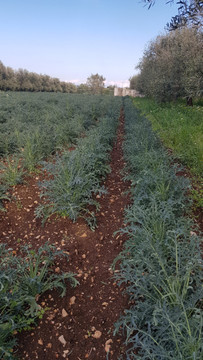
133 98 203 177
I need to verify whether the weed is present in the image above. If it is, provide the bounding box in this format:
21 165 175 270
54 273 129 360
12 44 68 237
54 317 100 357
0 155 24 187
0 183 9 211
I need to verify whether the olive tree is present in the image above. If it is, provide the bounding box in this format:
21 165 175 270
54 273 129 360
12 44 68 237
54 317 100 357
141 0 203 30
86 73 106 94
136 27 203 102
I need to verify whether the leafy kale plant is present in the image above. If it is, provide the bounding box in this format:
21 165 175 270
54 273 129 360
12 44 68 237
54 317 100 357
0 243 78 359
114 98 202 360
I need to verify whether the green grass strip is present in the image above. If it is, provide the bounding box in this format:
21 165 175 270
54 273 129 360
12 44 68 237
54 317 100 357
133 98 203 177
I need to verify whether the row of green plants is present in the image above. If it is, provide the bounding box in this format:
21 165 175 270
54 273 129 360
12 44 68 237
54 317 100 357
0 92 120 211
114 98 202 359
0 92 116 158
36 98 121 228
133 97 203 177
0 94 122 358
0 243 78 359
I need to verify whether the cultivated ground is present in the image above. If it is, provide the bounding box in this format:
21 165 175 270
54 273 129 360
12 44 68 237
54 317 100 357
0 110 131 360
1 106 202 360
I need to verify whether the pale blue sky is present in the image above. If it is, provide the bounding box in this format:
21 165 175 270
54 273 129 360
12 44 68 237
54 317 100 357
0 0 179 86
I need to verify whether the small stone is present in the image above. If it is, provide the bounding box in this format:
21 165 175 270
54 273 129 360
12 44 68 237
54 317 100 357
105 339 113 353
55 267 60 273
82 254 86 259
81 232 87 238
58 335 67 346
38 339 43 346
92 330 102 339
102 302 108 306
47 343 52 348
69 296 76 305
84 273 88 280
63 349 69 355
63 349 70 357
62 308 68 317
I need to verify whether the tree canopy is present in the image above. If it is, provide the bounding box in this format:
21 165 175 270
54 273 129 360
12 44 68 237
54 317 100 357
86 73 106 94
0 64 112 95
141 0 203 30
0 61 77 93
131 27 203 102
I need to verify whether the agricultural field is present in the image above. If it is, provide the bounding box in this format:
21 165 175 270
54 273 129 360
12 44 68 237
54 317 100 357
0 92 120 210
0 93 202 359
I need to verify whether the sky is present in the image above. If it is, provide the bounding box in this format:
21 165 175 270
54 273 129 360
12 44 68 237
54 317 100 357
0 0 179 87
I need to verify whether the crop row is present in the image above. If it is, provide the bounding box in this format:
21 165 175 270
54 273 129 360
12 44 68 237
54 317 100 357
114 98 202 359
0 93 121 212
0 92 116 158
0 94 121 358
36 97 121 228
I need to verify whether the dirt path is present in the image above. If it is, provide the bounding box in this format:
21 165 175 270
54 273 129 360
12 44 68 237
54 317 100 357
0 109 131 359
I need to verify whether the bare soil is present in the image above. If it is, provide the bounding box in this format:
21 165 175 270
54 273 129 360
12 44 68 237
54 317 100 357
0 110 131 360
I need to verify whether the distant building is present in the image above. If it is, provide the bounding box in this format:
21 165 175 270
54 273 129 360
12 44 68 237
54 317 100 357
114 87 144 97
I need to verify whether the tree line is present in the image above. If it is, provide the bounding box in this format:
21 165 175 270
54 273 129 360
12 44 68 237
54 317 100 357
130 27 203 102
0 62 113 95
0 61 77 93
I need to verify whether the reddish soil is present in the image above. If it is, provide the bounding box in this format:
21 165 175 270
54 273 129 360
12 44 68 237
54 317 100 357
0 110 131 359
